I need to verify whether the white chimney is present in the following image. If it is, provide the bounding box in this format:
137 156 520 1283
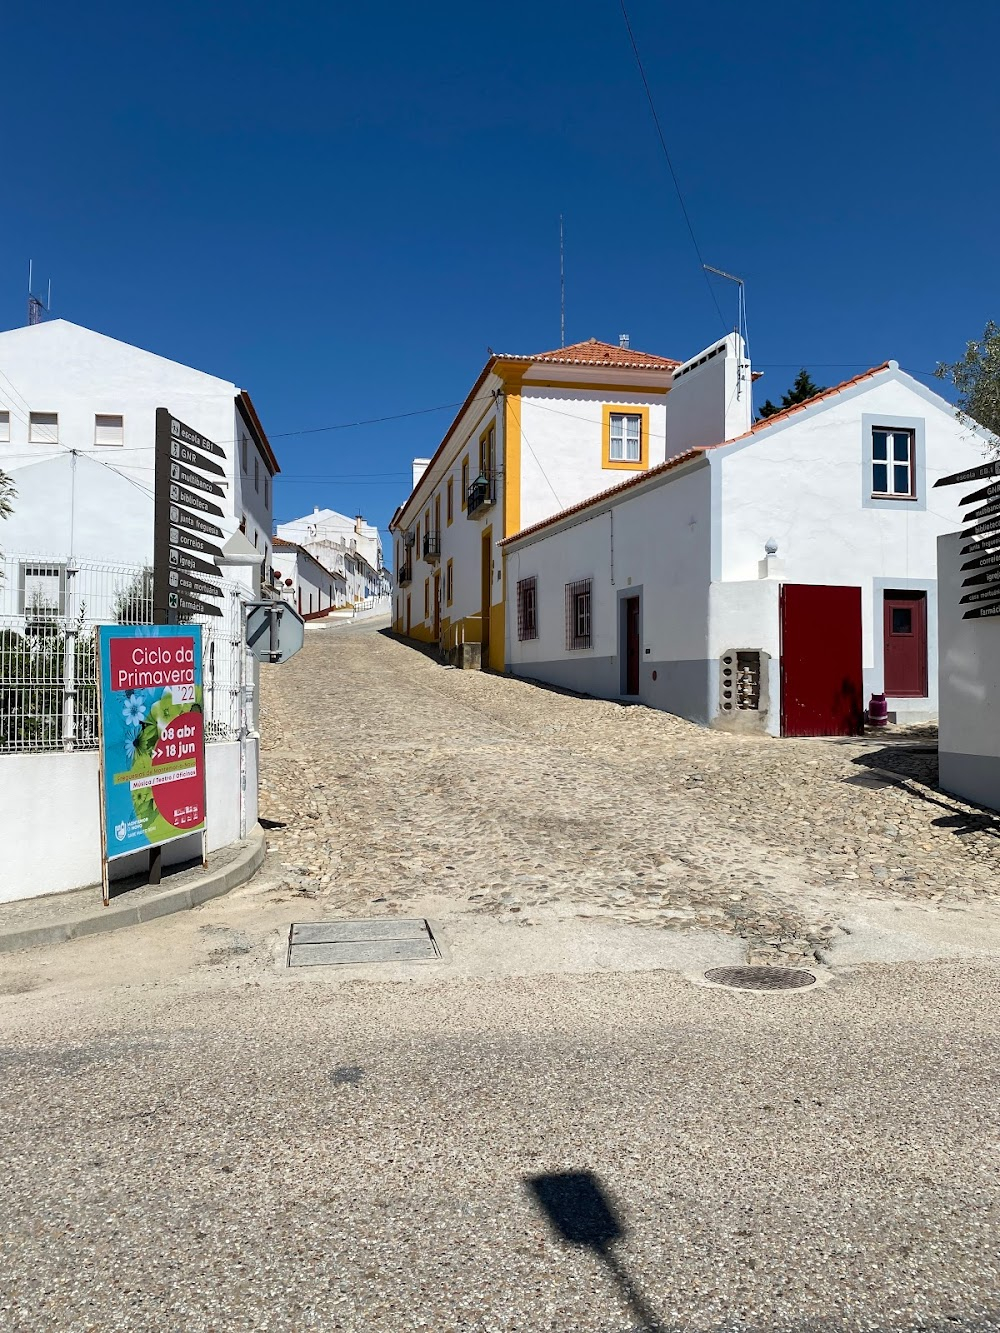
412 458 431 490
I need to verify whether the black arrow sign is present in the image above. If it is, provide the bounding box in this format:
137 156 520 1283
960 479 1000 507
169 506 224 541
164 411 226 460
167 591 224 618
965 496 1000 524
962 548 1000 572
168 437 227 478
935 459 1000 488
960 514 1000 541
168 461 227 499
960 535 1000 557
963 598 1000 620
169 526 225 560
168 482 225 519
168 546 220 578
168 569 223 601
963 567 1000 588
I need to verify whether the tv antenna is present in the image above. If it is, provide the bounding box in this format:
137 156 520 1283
27 261 51 326
559 215 565 348
703 264 750 399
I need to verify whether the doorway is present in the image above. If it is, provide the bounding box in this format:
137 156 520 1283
883 591 927 697
621 595 640 695
433 571 441 643
480 526 492 668
779 584 863 737
406 594 411 636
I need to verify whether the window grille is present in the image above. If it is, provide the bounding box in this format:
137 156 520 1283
565 578 592 650
517 576 537 641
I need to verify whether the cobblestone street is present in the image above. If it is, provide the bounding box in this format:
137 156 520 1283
260 619 1000 966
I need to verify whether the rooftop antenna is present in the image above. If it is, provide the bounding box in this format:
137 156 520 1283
703 264 749 400
27 260 51 326
559 215 565 348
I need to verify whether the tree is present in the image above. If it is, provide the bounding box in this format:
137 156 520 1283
757 369 827 421
0 469 13 583
935 320 1000 454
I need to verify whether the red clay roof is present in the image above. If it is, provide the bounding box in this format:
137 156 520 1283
501 362 893 548
272 536 298 550
498 337 679 371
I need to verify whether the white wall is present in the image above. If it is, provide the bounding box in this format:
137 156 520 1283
277 509 382 572
0 740 256 904
271 545 342 616
665 334 752 453
937 532 1000 810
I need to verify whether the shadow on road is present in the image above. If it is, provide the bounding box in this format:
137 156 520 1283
852 748 1000 841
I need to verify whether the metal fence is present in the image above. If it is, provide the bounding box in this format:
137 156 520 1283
0 553 248 754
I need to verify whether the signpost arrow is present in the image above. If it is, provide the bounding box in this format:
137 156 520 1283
961 582 1000 604
167 591 224 618
169 437 227 478
962 548 1000 573
168 416 226 460
168 546 222 578
964 496 1000 524
962 567 1000 588
168 461 227 499
169 527 226 561
960 535 1000 557
935 459 1000 488
963 598 1000 620
168 569 224 601
169 506 224 541
168 482 225 519
960 514 1000 541
960 479 1000 507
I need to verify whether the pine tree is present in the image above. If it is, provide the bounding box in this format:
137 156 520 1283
757 369 827 421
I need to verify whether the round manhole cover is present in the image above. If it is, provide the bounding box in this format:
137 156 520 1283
704 966 816 991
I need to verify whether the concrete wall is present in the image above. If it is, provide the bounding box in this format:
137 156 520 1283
0 739 257 904
937 532 1000 810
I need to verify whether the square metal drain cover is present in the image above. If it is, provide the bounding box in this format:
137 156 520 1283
287 918 441 968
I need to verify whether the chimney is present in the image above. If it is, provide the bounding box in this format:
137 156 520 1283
355 514 363 535
412 458 431 490
313 506 320 514
619 333 630 349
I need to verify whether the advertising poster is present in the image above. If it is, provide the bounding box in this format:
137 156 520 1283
97 625 207 870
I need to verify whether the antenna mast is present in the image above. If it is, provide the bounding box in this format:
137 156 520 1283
559 215 565 348
703 264 750 400
27 261 51 326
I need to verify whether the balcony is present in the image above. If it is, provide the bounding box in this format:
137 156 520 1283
466 471 497 519
396 562 412 585
423 531 441 561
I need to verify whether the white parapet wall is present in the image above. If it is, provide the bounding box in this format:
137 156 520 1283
937 532 1000 812
0 740 259 905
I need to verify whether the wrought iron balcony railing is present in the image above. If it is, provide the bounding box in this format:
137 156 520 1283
396 563 412 585
423 531 441 560
466 471 497 518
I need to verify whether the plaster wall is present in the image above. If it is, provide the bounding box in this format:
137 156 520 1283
665 334 752 453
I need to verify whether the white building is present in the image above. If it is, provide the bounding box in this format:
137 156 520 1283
0 319 279 582
271 537 347 616
502 356 990 736
278 507 382 573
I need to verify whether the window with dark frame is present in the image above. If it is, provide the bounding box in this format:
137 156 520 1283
565 578 592 650
447 478 454 523
517 576 537 641
872 427 915 498
446 559 454 605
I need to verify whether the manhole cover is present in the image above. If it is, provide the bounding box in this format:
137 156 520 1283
287 918 440 967
704 966 816 991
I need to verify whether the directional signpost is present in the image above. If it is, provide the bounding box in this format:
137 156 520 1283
936 456 1000 618
153 409 228 624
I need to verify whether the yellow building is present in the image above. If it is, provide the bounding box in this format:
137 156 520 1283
388 337 679 670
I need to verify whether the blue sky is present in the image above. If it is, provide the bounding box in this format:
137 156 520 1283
2 0 997 541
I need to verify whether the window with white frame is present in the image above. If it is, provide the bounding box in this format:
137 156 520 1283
609 412 642 463
19 563 65 616
94 413 124 446
0 410 9 442
565 578 592 650
29 412 58 444
872 428 915 498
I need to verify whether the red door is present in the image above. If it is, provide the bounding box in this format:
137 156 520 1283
780 584 863 737
883 592 927 697
625 597 640 695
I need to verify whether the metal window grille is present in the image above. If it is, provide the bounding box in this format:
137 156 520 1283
517 576 537 641
565 578 592 650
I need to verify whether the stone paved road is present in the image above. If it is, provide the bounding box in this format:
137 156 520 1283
259 619 1000 965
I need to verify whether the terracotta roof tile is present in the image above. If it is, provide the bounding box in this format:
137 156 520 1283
497 337 679 372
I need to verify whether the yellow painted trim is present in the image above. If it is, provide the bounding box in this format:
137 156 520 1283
524 378 670 395
446 477 454 526
460 454 470 510
503 385 521 538
602 404 651 471
446 558 454 606
493 361 531 386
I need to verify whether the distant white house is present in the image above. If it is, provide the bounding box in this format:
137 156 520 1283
272 537 347 616
502 358 991 736
0 319 280 587
275 506 386 605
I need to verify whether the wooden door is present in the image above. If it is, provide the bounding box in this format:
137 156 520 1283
624 596 640 695
883 592 927 697
433 572 441 641
780 584 863 737
406 594 411 636
480 527 492 667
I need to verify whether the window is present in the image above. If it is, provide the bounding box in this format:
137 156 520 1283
446 558 453 605
264 475 271 508
29 412 58 444
424 577 430 618
19 563 65 616
479 424 496 477
241 434 248 471
416 520 421 556
461 455 469 509
434 494 441 537
872 428 915 498
517 576 537 641
447 478 454 525
0 411 9 442
565 578 592 650
94 413 124 446
254 455 260 493
602 405 649 470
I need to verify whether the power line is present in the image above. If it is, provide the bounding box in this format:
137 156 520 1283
618 0 727 333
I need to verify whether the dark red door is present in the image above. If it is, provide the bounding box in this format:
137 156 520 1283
625 597 640 695
780 584 863 737
883 592 927 697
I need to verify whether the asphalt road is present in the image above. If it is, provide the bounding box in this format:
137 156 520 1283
1 934 998 1332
